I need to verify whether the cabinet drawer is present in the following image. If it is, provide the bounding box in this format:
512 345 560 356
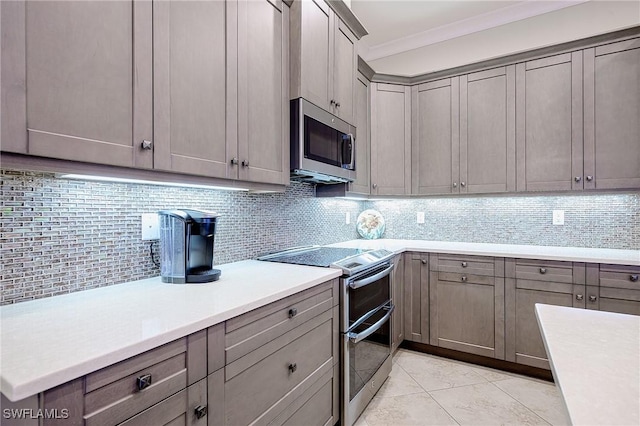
438 272 495 286
600 264 640 290
515 259 573 283
225 279 337 363
84 354 187 426
435 254 495 276
224 314 334 426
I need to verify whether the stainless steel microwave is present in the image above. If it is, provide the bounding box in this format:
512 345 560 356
290 98 356 184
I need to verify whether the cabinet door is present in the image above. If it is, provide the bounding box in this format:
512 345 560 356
391 254 405 351
370 83 411 195
430 255 504 359
295 0 331 111
505 259 586 369
584 39 640 190
403 253 429 344
153 0 229 178
516 52 583 191
412 78 460 195
348 72 371 194
332 16 357 124
461 66 516 194
8 1 152 167
237 0 289 185
596 264 640 316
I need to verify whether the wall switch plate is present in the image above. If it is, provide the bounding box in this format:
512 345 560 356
141 213 160 240
552 210 565 226
417 212 425 224
345 212 351 224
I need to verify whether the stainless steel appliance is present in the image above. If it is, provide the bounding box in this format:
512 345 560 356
158 209 221 283
290 98 356 184
257 246 395 426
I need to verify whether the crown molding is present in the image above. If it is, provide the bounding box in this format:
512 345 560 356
360 0 588 62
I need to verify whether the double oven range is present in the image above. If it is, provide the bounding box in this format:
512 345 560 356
258 246 395 426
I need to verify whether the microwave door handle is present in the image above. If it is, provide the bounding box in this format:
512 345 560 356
348 134 355 170
348 264 393 289
347 304 394 344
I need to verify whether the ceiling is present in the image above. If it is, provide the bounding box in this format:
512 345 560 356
349 0 640 77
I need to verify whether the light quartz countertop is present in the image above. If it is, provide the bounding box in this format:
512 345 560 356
0 260 341 402
535 304 640 425
1 240 638 402
327 239 640 266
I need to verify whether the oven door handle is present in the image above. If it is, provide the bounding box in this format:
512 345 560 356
347 304 394 344
348 264 394 290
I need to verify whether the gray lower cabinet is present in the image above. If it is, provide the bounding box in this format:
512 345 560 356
515 52 583 192
583 38 640 190
588 263 640 316
429 254 505 359
370 83 411 195
391 254 405 351
403 252 429 344
216 278 340 426
505 259 586 370
0 0 153 168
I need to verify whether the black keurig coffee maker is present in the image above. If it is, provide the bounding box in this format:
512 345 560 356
158 209 221 283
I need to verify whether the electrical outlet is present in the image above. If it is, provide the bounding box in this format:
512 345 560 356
552 210 565 226
345 212 351 224
417 212 425 224
141 213 160 240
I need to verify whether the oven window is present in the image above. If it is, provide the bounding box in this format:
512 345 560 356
348 271 390 326
304 116 342 166
348 304 391 400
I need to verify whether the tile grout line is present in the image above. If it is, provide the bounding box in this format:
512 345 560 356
485 381 553 426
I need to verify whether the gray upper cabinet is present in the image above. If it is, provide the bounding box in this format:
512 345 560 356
412 66 515 196
370 83 411 195
516 52 583 192
237 0 290 185
461 66 516 194
153 0 229 178
584 38 640 190
1 1 153 168
290 0 357 124
412 78 460 195
349 72 371 194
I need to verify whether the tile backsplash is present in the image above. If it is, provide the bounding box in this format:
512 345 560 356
1 167 638 305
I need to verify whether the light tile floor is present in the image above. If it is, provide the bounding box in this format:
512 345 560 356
355 349 570 426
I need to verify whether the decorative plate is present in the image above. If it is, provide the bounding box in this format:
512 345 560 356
356 209 386 240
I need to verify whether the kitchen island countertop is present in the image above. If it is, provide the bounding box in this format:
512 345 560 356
535 304 640 425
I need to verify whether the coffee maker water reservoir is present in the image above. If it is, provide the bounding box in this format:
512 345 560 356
158 209 221 283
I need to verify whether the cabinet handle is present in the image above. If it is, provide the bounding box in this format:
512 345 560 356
630 275 639 282
576 294 584 301
335 102 341 108
288 308 298 318
194 405 208 419
461 262 468 268
288 363 297 373
136 374 152 391
586 175 593 182
372 183 378 189
421 259 427 265
575 176 582 183
330 99 336 106
589 295 597 303
241 160 249 167
453 182 458 188
461 276 467 282
140 140 153 150
460 181 466 188
539 268 547 274
230 157 238 166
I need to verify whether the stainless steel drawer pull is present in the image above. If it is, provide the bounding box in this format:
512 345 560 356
194 405 208 419
421 259 427 265
288 308 298 318
586 175 593 182
230 157 238 165
630 275 639 282
576 294 584 301
140 140 153 150
136 374 152 391
288 363 297 373
575 176 582 182
461 262 468 268
461 276 467 282
589 295 597 303
539 268 547 274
